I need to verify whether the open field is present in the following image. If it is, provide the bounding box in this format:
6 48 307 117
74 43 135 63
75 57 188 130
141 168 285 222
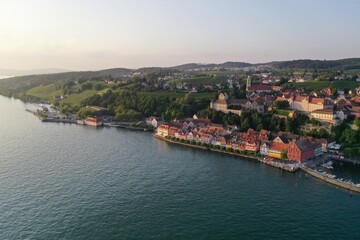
139 91 214 101
27 84 99 105
26 84 62 101
62 90 98 105
290 80 360 91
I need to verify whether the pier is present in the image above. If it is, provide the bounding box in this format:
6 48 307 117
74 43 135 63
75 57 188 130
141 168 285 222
300 165 360 194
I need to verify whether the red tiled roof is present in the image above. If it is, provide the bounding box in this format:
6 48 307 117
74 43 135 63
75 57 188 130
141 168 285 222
248 85 272 91
311 109 334 115
270 142 289 151
310 97 325 104
294 95 308 102
85 117 100 123
158 124 169 129
259 129 268 135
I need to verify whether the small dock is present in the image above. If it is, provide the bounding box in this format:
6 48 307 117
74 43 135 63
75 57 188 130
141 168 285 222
26 109 76 124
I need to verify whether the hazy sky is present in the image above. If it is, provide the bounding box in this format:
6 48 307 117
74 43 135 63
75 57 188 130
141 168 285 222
1 0 360 70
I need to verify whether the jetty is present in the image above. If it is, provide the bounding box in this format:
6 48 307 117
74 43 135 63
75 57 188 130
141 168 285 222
301 165 360 193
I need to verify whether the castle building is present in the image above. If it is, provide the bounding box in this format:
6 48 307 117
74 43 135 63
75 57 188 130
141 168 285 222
210 93 265 115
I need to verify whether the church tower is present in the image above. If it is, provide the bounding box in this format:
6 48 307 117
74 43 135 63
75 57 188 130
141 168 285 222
246 75 251 91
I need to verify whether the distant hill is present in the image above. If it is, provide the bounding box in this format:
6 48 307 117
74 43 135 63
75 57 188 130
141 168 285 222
96 68 134 77
169 61 252 71
0 68 70 76
266 58 360 70
164 58 360 71
0 68 134 95
1 58 360 98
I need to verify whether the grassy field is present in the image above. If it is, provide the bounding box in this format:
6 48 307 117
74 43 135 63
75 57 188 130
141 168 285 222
328 81 360 89
291 80 360 91
62 90 98 105
275 109 291 116
27 84 99 105
139 91 185 98
26 84 63 101
168 76 227 84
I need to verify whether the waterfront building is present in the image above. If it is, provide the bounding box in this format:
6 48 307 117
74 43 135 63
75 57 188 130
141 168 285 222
85 117 103 127
168 126 180 137
312 138 336 152
287 139 322 163
268 142 289 159
241 141 260 152
157 124 169 137
146 116 165 128
259 141 270 156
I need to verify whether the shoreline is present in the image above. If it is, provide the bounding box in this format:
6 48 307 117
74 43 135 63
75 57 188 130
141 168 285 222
155 134 360 194
24 103 360 194
154 134 300 172
26 108 150 131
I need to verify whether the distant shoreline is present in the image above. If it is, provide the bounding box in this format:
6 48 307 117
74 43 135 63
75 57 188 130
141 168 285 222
0 76 14 79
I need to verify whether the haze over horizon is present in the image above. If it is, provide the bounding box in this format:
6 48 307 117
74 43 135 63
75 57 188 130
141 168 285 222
1 0 360 71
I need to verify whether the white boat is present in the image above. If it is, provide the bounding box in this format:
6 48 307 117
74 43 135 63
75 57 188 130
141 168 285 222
321 161 333 169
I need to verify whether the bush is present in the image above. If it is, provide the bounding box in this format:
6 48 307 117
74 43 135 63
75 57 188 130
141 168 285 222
226 147 233 152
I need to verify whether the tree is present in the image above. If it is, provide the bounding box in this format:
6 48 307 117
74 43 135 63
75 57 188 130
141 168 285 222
93 83 104 91
60 105 71 116
280 150 288 160
77 108 98 118
285 118 292 133
51 99 60 107
340 129 359 144
354 119 360 127
241 118 250 131
318 128 329 138
273 100 289 109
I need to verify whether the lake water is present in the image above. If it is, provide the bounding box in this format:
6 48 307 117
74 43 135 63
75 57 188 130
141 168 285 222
0 95 360 239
